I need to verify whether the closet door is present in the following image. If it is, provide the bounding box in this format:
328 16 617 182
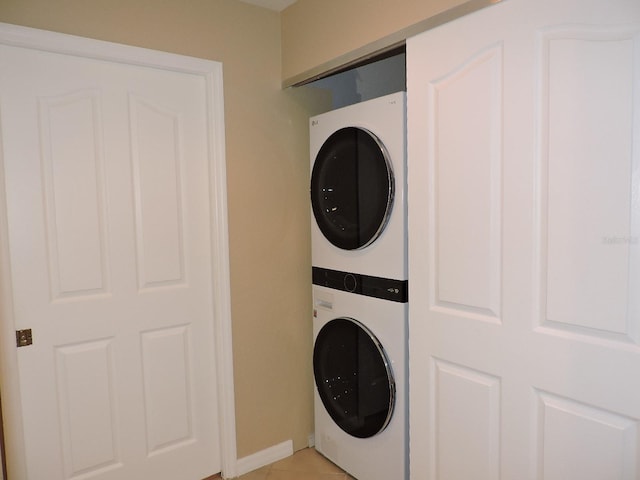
0 24 230 480
407 0 640 478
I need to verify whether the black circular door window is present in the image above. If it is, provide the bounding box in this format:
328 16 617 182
311 127 394 250
313 318 395 438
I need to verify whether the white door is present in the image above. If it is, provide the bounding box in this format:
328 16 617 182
408 0 640 478
0 27 228 480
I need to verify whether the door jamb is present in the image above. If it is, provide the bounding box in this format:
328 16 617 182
0 22 238 479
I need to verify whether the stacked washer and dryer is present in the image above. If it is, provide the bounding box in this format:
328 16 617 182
309 92 408 480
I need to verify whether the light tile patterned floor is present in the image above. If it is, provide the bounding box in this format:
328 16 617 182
235 448 355 480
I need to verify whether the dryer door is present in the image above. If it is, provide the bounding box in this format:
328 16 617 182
313 317 395 438
311 127 394 250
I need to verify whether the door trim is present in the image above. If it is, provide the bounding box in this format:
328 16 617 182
0 22 237 479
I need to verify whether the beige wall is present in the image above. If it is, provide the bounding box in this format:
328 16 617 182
0 0 319 461
281 0 474 85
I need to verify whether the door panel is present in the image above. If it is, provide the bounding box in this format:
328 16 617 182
537 391 637 480
540 25 640 339
407 0 640 478
433 360 500 480
141 326 194 454
130 96 186 289
39 89 110 298
0 36 221 480
55 340 120 477
429 42 502 321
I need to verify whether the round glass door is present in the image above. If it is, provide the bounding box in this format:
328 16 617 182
313 317 395 438
311 127 394 250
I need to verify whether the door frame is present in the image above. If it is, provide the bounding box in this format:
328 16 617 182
0 22 238 479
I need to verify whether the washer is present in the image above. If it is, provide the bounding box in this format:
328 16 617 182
312 275 408 480
310 92 407 281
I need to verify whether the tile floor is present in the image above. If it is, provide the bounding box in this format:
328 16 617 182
234 447 354 480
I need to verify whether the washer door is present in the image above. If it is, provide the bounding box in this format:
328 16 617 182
311 127 394 250
313 317 395 438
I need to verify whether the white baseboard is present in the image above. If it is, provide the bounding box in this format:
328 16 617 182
235 439 293 477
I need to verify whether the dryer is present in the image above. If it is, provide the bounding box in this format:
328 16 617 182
309 92 406 281
312 278 408 480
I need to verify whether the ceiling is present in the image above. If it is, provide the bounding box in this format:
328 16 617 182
236 0 297 11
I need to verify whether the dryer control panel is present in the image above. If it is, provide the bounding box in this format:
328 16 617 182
312 266 408 303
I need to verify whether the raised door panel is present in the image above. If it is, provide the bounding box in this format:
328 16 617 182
55 340 121 478
141 326 194 455
432 360 500 480
39 90 110 300
538 26 640 342
536 392 639 480
130 96 186 290
428 44 503 322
